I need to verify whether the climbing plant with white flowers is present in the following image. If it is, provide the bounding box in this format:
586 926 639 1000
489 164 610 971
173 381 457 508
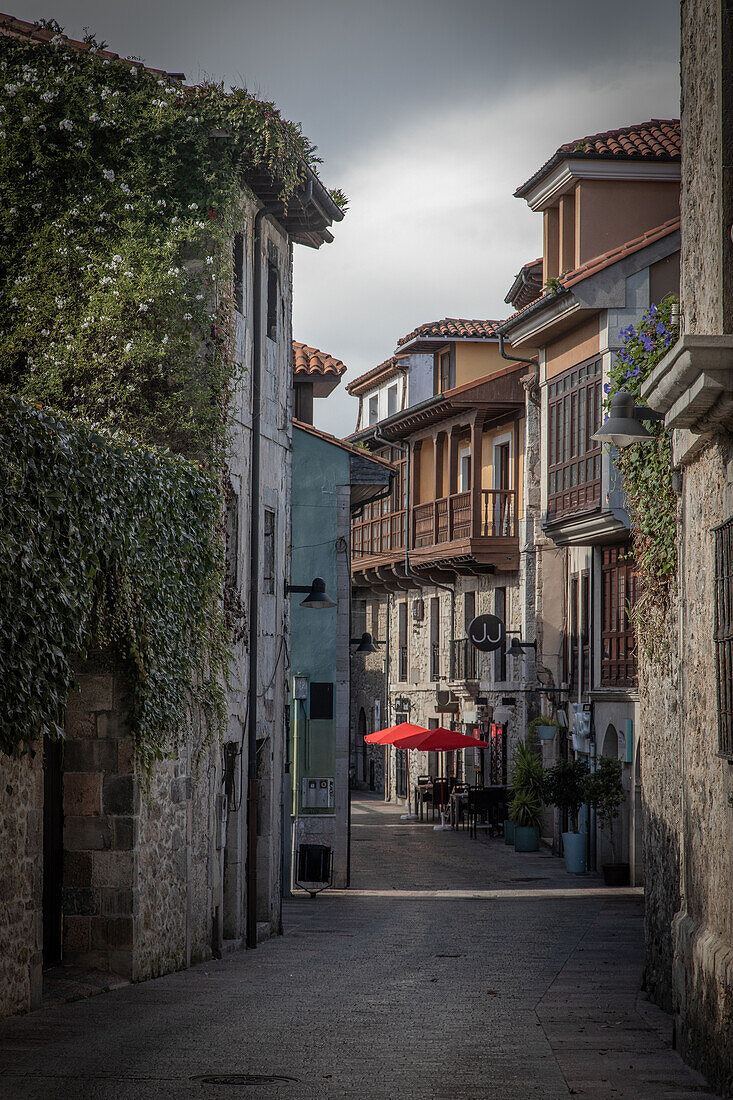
0 27 334 460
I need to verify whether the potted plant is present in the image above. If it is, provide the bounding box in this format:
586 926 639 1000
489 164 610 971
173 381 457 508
585 755 628 885
509 741 545 852
543 758 590 873
528 714 560 742
510 790 543 851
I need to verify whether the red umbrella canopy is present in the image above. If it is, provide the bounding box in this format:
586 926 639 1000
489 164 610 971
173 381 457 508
392 727 490 751
364 721 429 745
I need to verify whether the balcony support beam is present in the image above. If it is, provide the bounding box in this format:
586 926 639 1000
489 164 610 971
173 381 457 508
470 416 483 539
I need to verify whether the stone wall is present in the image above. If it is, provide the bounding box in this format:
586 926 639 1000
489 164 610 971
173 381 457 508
679 0 723 335
672 440 733 1091
0 749 43 1016
638 604 681 1012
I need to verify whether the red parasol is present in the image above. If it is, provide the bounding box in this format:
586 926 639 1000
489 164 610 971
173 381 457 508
392 727 490 751
363 721 429 745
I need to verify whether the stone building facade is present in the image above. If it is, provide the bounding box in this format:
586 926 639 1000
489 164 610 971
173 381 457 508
639 1 733 1089
0 20 342 1016
348 320 544 810
499 118 681 872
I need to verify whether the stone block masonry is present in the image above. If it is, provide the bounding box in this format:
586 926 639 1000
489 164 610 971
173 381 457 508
0 750 43 1016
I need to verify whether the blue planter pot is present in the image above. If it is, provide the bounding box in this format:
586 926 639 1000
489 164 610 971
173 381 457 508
514 825 539 852
504 819 515 845
536 725 556 740
562 831 587 873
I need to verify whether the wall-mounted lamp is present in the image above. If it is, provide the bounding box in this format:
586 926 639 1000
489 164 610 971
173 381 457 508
284 576 336 608
592 390 665 448
349 632 383 654
507 636 537 658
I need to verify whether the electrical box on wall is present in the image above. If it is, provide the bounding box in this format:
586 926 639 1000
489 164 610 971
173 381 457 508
301 777 334 810
293 675 308 700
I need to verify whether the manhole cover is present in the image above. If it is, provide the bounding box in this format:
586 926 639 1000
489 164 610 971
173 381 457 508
192 1075 298 1086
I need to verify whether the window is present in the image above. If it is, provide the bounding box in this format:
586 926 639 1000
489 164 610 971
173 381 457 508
263 509 275 594
458 443 471 492
387 384 398 417
368 394 379 426
225 490 239 590
266 261 278 340
601 546 637 687
464 590 475 632
714 519 733 757
494 587 506 682
462 591 477 679
434 347 455 395
395 748 408 798
430 597 440 680
398 601 408 681
233 232 244 314
547 357 602 522
310 682 334 720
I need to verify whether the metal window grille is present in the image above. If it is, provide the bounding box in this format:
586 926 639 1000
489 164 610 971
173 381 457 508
714 518 733 757
398 601 408 682
547 357 602 522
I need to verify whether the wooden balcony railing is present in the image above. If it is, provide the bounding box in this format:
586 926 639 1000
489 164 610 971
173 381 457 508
352 509 406 559
412 490 516 547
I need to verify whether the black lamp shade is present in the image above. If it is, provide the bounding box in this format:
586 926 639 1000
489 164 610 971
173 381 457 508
592 392 654 447
300 577 336 609
353 632 378 654
507 637 523 657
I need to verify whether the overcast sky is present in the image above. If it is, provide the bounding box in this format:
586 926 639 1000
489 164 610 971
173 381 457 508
20 0 680 434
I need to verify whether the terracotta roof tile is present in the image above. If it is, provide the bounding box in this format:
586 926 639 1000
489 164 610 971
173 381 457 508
559 216 680 289
293 418 396 470
345 354 408 395
499 217 680 331
293 341 346 379
515 119 680 198
0 13 183 79
397 318 503 347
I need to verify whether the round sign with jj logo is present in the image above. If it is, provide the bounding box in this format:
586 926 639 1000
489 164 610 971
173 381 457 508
467 614 505 653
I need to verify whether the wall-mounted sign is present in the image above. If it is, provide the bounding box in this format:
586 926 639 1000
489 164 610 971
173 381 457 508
467 614 505 653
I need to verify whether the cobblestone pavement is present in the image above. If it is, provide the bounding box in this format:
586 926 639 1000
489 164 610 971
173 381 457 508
0 795 718 1100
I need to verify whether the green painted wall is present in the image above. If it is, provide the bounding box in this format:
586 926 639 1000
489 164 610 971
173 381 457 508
290 428 349 815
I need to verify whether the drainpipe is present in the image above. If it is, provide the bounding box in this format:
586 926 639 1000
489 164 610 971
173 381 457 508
246 202 278 950
372 430 456 679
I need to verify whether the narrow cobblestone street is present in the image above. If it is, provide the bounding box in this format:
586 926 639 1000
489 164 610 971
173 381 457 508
0 796 717 1100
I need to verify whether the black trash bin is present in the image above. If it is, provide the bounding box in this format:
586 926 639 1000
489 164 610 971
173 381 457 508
296 843 333 897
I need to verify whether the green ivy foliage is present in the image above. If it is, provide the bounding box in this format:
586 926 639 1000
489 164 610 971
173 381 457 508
0 31 329 459
606 295 679 654
0 396 226 764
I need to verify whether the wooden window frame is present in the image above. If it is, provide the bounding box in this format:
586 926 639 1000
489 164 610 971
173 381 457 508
433 345 455 395
714 518 733 758
547 356 603 522
601 545 638 688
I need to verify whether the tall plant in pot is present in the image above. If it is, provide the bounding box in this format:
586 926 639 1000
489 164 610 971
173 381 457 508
543 758 589 873
585 755 628 885
510 741 545 852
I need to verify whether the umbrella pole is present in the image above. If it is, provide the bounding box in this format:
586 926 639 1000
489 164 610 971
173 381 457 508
400 750 418 821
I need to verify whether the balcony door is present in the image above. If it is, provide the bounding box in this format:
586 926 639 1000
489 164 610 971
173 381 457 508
494 439 512 536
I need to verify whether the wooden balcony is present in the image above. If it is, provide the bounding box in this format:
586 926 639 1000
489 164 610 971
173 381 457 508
352 508 406 566
409 489 518 573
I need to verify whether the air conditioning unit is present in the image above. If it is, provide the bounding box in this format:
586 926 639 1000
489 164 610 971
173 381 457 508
436 689 459 714
413 598 424 622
